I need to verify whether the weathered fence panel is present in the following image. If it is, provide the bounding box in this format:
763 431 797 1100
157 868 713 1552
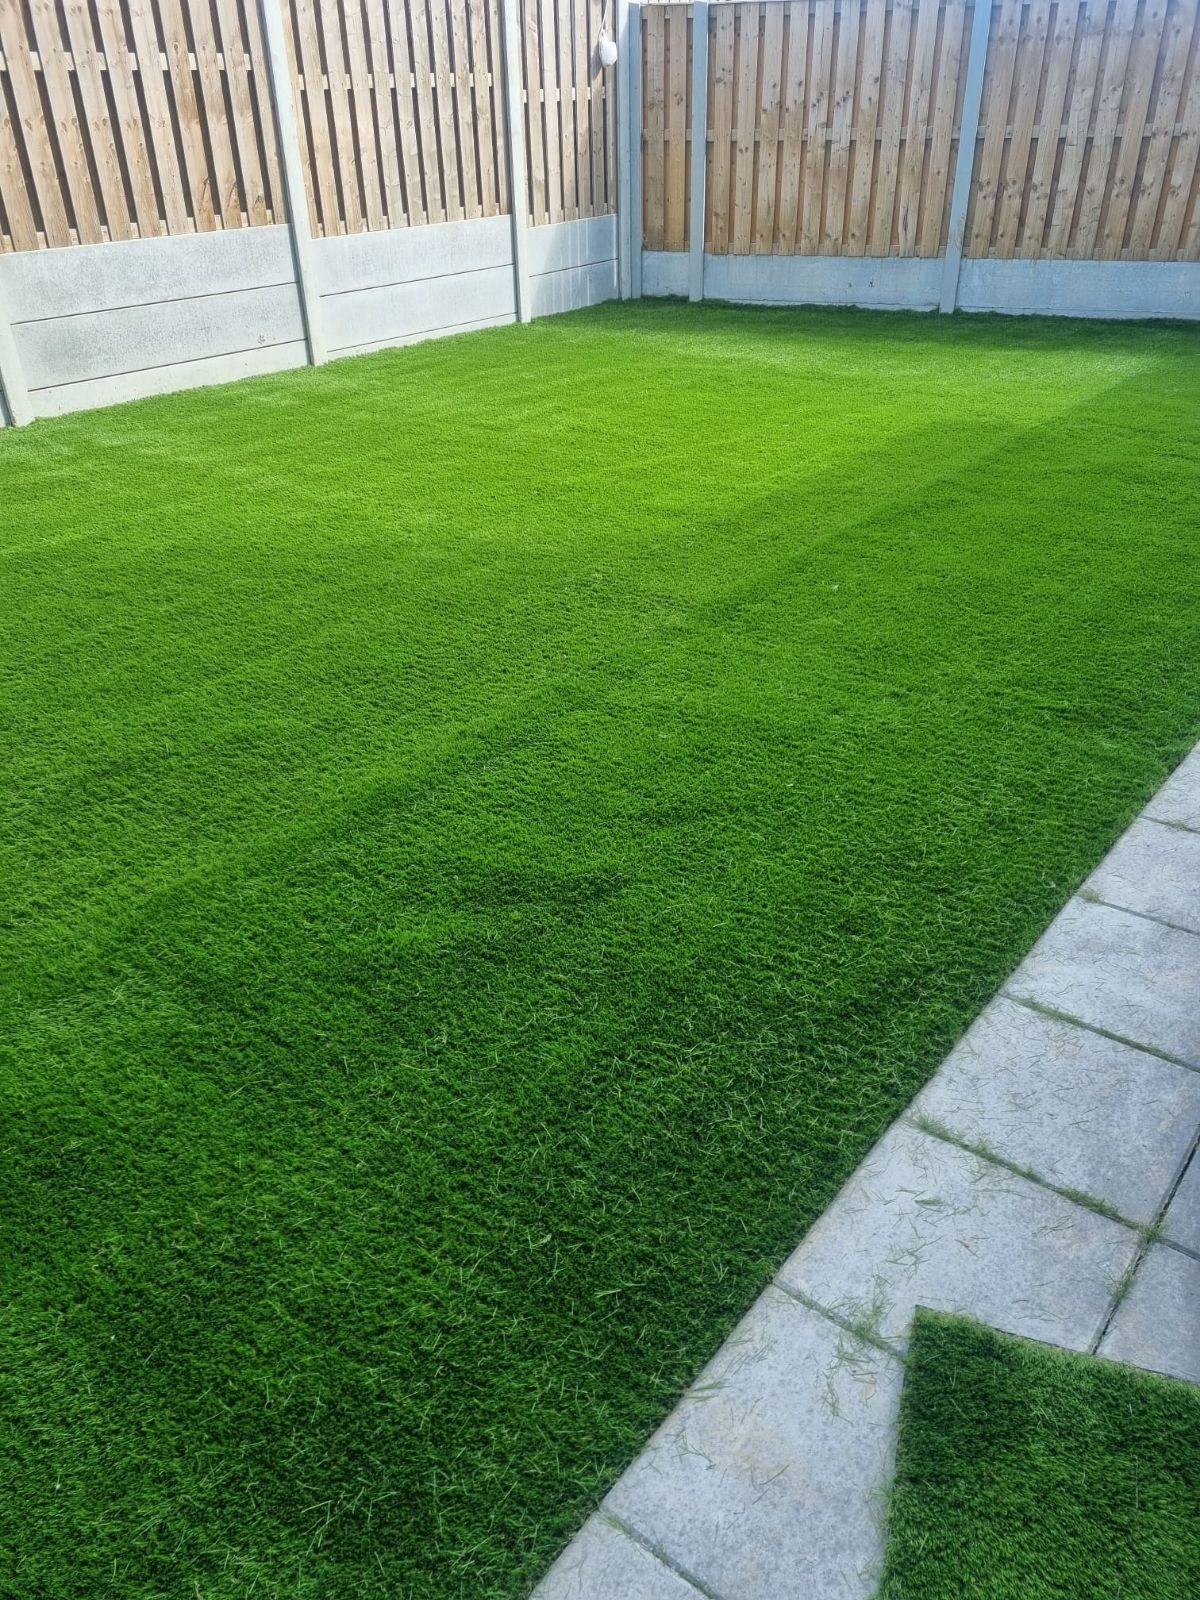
644 0 974 256
641 0 1200 263
286 0 508 235
0 0 285 250
964 0 1200 260
519 0 616 223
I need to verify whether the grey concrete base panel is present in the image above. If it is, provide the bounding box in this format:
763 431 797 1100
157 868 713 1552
533 742 1200 1598
639 251 1200 320
1099 1246 1200 1384
0 216 618 425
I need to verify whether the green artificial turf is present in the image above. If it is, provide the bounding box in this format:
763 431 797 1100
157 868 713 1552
2 300 1199 1599
880 1310 1200 1599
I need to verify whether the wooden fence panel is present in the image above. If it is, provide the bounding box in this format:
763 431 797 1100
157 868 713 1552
964 0 1200 261
0 0 284 251
287 0 509 235
652 0 971 257
520 0 616 224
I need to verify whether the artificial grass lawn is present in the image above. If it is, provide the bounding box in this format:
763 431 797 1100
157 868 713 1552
2 301 1199 1600
880 1310 1200 1599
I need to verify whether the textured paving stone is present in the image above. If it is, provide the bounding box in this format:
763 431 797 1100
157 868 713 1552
1085 816 1200 935
604 1289 901 1600
1145 747 1200 833
777 1122 1138 1352
532 1513 705 1600
1162 1154 1200 1256
910 996 1200 1225
1005 897 1200 1069
1099 1246 1200 1384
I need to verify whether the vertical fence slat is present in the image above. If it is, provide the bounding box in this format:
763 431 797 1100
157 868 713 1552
1100 0 1169 257
822 0 859 250
707 1 734 249
1073 0 1139 258
1016 0 1079 255
0 51 41 250
731 1 759 251
774 0 808 251
753 0 784 249
990 0 1050 257
663 0 687 247
61 0 131 239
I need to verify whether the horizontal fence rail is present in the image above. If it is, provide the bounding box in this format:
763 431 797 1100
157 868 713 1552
640 0 1200 263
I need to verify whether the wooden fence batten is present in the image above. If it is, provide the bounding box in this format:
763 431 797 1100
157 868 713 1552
688 1 709 300
257 0 327 364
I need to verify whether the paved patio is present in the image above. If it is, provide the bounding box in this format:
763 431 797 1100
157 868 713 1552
534 746 1200 1600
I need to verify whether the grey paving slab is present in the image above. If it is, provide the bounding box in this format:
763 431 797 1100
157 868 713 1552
603 1289 901 1600
1145 747 1200 833
1162 1153 1200 1256
1005 897 1200 1070
1099 1245 1200 1384
1084 815 1200 935
532 1513 704 1600
909 996 1200 1226
777 1121 1138 1353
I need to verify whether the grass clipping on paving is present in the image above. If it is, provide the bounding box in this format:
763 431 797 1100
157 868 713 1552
2 302 1200 1599
880 1310 1200 1600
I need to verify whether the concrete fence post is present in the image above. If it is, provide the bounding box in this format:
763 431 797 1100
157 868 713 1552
628 1 643 297
0 270 32 427
938 0 993 314
499 0 532 321
688 0 709 302
257 0 327 363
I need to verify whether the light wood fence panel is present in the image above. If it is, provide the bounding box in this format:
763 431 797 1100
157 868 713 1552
286 0 508 235
518 0 616 223
0 0 285 251
642 0 1200 263
644 0 973 256
964 0 1200 260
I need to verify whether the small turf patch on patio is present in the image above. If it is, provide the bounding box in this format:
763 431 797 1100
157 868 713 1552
2 301 1199 1598
881 1309 1200 1600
